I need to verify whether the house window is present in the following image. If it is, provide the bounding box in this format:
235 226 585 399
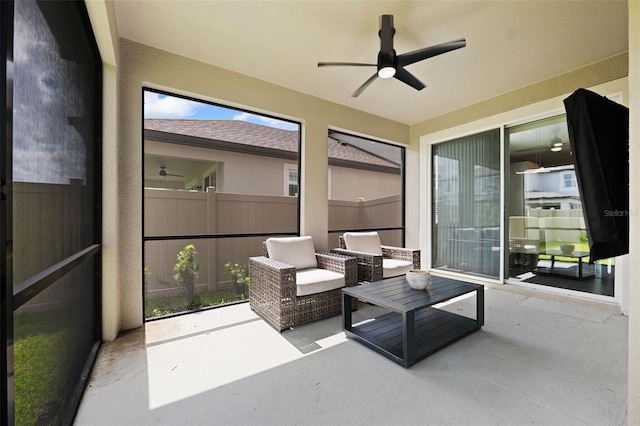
563 172 577 188
204 171 217 190
283 163 299 196
288 169 298 196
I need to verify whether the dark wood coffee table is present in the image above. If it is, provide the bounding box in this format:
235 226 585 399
342 275 484 368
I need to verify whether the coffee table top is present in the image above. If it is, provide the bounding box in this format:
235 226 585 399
542 249 590 258
342 275 483 313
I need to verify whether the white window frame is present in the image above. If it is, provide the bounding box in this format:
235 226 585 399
204 164 218 191
284 163 298 197
562 171 577 188
282 163 331 199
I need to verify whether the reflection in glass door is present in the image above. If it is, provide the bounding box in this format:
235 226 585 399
506 116 614 296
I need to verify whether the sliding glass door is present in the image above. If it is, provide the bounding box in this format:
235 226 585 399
506 116 614 296
432 130 501 278
430 117 615 297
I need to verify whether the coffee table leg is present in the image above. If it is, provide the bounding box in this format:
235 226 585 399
477 286 484 326
578 258 583 278
403 311 415 367
342 293 353 330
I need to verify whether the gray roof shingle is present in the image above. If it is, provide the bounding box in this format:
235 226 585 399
144 119 400 170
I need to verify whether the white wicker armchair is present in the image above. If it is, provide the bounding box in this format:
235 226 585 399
249 236 357 332
331 232 420 284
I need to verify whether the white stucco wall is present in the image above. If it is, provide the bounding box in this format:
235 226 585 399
627 1 639 423
85 0 121 340
112 38 410 334
329 166 400 201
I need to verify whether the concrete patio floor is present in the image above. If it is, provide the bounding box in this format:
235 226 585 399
74 284 627 425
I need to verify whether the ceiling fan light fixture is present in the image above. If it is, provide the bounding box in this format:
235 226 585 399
318 14 466 96
550 133 563 152
378 66 396 79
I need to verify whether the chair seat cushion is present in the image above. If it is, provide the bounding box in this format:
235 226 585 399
383 258 413 278
296 268 345 296
343 232 383 255
266 236 318 270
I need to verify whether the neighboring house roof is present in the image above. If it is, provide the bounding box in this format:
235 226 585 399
144 119 401 174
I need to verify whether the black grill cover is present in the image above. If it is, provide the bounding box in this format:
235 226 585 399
563 88 629 262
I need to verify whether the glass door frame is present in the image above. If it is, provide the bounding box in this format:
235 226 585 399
425 126 505 283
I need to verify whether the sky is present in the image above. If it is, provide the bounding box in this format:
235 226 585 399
143 91 299 131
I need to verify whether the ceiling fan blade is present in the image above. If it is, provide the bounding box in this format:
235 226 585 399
394 67 425 91
351 73 378 97
379 14 395 58
159 166 184 178
397 39 466 67
318 62 376 67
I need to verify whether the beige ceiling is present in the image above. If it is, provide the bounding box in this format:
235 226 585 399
113 1 628 125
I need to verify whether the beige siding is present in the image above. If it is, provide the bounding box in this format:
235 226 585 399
146 138 402 200
330 166 400 201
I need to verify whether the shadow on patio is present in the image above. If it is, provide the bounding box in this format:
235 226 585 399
75 285 627 425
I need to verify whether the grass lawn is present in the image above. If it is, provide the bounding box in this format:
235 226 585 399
145 288 248 319
14 311 75 425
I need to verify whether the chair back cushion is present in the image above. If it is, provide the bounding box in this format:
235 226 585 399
343 232 382 255
266 236 318 270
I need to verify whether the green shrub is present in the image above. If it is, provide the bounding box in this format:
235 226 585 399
174 244 199 307
224 262 249 296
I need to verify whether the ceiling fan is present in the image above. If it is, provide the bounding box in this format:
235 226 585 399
158 165 183 178
318 14 466 97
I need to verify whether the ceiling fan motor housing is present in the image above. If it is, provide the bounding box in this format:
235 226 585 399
377 50 396 75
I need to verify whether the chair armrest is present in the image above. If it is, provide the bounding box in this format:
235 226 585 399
315 252 358 287
248 256 297 298
381 245 421 269
330 248 383 283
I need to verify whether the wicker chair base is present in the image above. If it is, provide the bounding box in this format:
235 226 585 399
250 287 346 332
249 250 357 332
